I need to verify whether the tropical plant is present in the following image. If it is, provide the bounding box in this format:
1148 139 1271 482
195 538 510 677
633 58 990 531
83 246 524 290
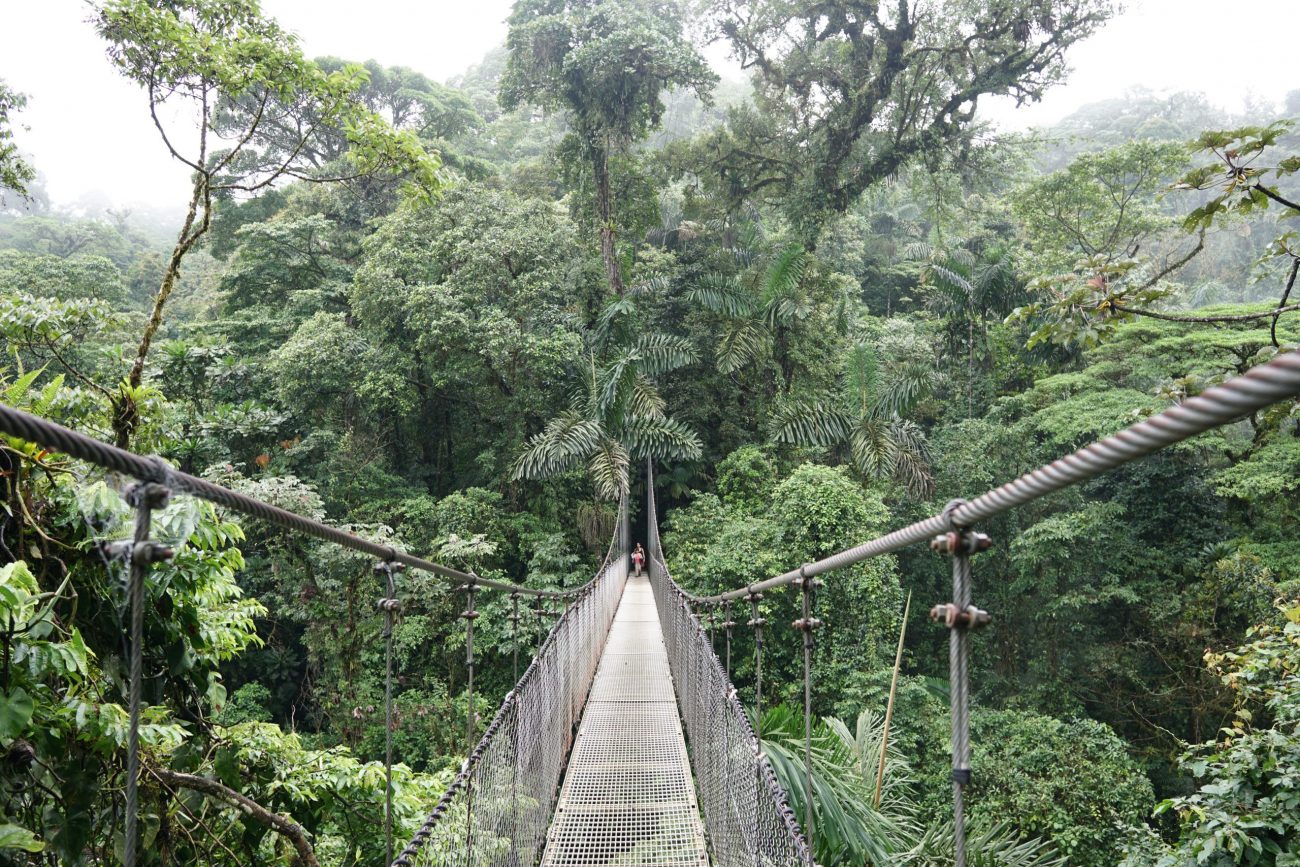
769 335 936 498
909 242 1024 416
513 346 702 500
760 705 1066 867
687 243 825 386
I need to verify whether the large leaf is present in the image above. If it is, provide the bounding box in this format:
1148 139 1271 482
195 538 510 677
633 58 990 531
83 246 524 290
769 399 852 447
513 411 604 480
0 824 44 853
0 688 34 740
620 414 702 462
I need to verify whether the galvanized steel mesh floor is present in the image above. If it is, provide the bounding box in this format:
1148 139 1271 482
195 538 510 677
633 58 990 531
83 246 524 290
541 574 710 867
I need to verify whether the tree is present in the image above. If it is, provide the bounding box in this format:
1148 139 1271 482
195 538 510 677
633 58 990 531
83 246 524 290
513 349 702 501
95 0 441 447
501 0 716 295
1122 601 1300 867
1012 126 1300 348
0 78 35 201
770 329 936 498
703 0 1116 243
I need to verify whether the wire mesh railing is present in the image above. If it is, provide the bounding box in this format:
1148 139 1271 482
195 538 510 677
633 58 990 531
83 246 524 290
646 464 814 867
647 348 1300 866
392 496 629 867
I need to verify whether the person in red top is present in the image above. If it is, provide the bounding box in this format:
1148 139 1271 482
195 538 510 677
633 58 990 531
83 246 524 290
631 543 645 576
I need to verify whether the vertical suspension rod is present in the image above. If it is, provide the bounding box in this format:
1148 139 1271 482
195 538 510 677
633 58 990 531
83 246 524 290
122 481 172 867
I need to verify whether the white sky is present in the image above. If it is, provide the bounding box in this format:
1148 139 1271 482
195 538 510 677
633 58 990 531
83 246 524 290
2 0 1296 213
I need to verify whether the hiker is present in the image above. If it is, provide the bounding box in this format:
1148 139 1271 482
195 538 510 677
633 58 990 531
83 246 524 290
631 543 645 576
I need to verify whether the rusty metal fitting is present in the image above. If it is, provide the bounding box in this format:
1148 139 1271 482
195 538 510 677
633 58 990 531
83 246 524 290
98 539 175 565
377 598 402 614
460 608 479 621
125 481 171 510
928 602 991 630
373 560 406 574
791 616 823 632
721 620 737 629
929 530 992 556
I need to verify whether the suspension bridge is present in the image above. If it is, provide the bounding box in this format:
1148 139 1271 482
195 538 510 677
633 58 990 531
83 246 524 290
0 349 1298 867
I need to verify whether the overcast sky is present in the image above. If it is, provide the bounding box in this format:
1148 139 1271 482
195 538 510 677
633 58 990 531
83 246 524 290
2 0 1295 213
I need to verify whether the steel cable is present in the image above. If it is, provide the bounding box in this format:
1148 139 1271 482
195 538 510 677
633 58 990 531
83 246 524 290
0 402 581 599
679 349 1300 604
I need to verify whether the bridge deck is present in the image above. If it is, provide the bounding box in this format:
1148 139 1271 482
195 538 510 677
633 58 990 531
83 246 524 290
540 573 709 866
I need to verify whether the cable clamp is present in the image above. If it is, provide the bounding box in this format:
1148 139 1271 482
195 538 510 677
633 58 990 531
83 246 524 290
952 768 972 785
929 602 991 630
930 530 992 556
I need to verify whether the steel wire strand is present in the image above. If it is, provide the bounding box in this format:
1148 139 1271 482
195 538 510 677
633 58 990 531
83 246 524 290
0 402 582 599
681 349 1300 604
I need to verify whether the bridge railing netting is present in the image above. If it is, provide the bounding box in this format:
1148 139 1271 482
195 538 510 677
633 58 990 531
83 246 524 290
646 466 815 867
392 498 629 866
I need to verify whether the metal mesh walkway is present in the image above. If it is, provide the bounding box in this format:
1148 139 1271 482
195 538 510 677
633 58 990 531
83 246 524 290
540 573 709 867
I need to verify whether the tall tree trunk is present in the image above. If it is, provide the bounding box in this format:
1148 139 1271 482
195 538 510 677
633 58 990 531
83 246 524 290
114 175 212 448
590 138 625 296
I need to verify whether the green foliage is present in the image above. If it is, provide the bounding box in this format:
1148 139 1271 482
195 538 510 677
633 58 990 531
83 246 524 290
0 79 35 201
700 0 1116 240
1124 601 1300 866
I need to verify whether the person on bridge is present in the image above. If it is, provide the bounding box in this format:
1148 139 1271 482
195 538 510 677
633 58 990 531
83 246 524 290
632 543 645 576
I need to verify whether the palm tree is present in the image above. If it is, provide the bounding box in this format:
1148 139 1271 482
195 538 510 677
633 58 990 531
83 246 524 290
513 289 702 500
905 242 1022 417
769 339 936 499
685 244 819 382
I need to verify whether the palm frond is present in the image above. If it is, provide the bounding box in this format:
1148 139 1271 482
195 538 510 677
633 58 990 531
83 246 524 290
900 240 934 262
620 413 703 461
769 399 853 447
715 319 770 373
627 272 674 297
876 359 935 419
764 294 812 327
512 411 603 480
843 343 880 415
685 272 757 317
885 418 935 499
594 296 639 345
598 350 640 418
901 822 1065 867
926 263 975 300
763 244 807 300
627 373 666 420
586 436 630 501
634 332 698 375
849 417 894 482
760 706 915 864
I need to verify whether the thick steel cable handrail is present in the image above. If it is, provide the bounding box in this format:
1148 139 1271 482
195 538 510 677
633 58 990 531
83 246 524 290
0 402 581 599
683 349 1300 604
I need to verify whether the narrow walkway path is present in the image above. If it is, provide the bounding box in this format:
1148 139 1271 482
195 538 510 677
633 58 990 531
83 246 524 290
540 574 709 867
